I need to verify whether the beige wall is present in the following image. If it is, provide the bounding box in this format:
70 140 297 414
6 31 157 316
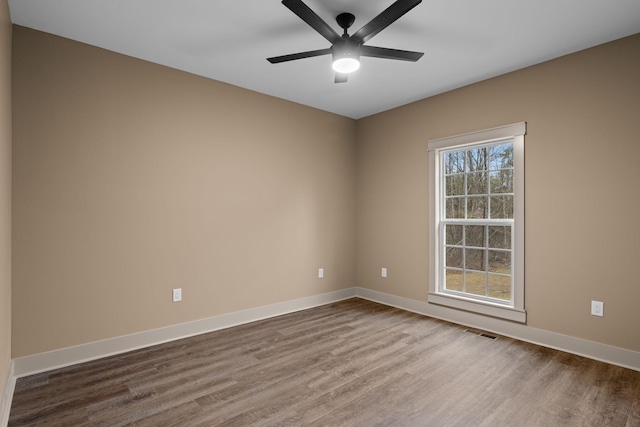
357 34 640 352
12 27 356 357
0 0 10 395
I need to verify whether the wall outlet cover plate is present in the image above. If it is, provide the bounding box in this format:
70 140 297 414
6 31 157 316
591 300 603 316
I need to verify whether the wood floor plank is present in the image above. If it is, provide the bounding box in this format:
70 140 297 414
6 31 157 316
9 298 640 426
124 401 203 427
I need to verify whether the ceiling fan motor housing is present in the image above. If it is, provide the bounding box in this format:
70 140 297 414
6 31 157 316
332 38 361 73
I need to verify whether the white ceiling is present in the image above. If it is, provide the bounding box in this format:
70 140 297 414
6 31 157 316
8 0 640 119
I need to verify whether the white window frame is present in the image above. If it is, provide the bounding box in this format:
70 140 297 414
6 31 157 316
428 123 526 323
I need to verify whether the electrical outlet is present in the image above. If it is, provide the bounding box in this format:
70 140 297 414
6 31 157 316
591 300 603 317
173 288 182 303
381 267 387 278
318 268 324 279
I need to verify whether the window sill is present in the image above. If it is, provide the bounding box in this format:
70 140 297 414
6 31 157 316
428 292 526 323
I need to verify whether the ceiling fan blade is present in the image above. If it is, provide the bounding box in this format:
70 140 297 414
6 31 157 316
282 0 341 44
352 0 422 45
267 48 332 64
335 73 348 83
360 45 424 61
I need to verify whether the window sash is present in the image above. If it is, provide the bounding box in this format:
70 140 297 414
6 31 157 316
441 140 515 221
439 220 514 306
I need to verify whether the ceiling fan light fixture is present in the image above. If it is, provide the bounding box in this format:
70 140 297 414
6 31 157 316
331 40 360 74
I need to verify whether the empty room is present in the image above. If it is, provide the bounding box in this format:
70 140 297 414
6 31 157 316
1 0 640 425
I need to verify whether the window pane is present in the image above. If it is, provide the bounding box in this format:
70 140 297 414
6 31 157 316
467 196 488 219
489 170 513 194
465 225 485 248
445 269 463 292
446 224 463 246
465 272 486 296
488 250 511 274
490 195 513 219
446 197 465 218
467 172 488 195
445 151 465 174
489 143 513 170
465 248 485 271
488 226 511 249
446 247 463 268
466 147 488 172
488 274 511 300
446 174 465 196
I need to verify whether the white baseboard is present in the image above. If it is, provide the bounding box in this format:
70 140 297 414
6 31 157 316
0 360 15 427
356 287 640 372
13 287 357 378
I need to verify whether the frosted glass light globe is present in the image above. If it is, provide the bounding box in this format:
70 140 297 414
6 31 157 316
332 57 360 74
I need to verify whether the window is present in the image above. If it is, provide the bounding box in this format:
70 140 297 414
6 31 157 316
428 123 526 322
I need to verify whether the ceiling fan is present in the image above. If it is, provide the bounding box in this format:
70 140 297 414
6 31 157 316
267 0 424 83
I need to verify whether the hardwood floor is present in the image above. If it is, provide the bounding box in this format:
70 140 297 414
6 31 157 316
9 298 640 426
